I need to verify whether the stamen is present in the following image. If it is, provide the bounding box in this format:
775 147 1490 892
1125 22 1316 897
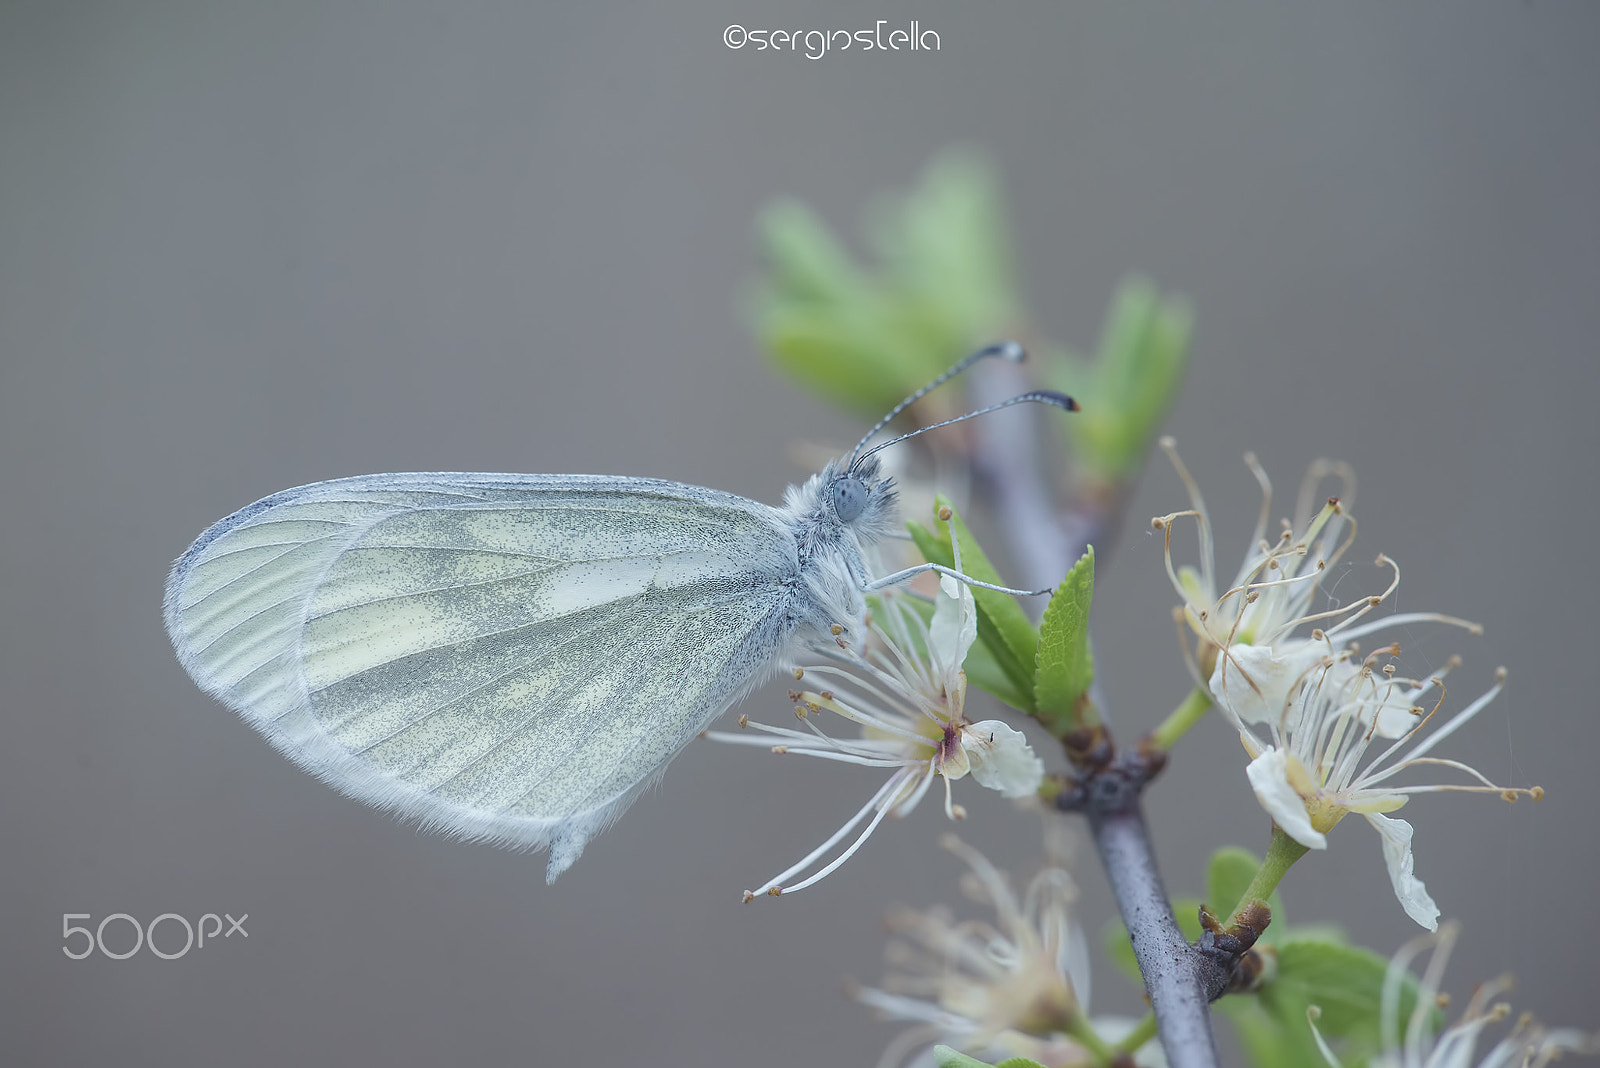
1161 438 1216 594
1244 451 1274 552
745 771 909 897
1391 670 1506 766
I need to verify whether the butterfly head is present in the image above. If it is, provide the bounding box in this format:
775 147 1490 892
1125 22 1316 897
785 456 899 548
829 454 898 542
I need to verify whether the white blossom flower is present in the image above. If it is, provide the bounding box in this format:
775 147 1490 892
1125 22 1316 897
1151 438 1481 724
854 835 1163 1068
708 572 1044 900
1153 443 1542 929
1234 652 1544 929
1309 921 1598 1068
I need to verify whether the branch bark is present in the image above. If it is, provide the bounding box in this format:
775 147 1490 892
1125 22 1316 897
1089 803 1223 1068
963 358 1225 1068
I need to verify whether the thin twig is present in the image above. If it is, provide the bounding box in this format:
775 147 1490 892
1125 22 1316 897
1089 803 1224 1068
963 359 1225 1068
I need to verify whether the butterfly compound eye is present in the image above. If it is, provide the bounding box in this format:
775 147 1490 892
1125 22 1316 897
830 476 868 522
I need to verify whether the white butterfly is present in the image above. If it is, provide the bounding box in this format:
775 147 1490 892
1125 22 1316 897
163 343 1073 882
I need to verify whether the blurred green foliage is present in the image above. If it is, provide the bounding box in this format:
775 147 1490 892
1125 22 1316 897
750 149 1192 488
1042 278 1192 485
752 152 1018 418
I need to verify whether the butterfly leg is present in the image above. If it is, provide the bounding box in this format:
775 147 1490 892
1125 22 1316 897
863 563 1053 598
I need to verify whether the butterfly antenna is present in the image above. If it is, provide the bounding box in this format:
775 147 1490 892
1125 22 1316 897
846 340 1027 470
854 390 1079 468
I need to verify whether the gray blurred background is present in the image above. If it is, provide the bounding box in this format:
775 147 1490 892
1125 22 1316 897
3 3 1597 1065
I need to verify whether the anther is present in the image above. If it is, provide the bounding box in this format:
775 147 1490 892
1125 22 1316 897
793 706 807 720
1151 516 1166 531
771 745 788 754
737 714 749 728
1502 790 1518 803
938 506 953 521
793 668 804 680
1531 786 1545 800
1375 553 1390 567
950 804 968 820
830 623 844 636
767 886 783 897
1494 666 1508 684
1368 596 1383 607
741 890 756 903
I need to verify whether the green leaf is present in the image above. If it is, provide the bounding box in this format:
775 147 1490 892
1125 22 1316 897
1206 847 1287 935
993 1059 1050 1068
1268 939 1424 1040
1033 547 1095 734
908 498 1038 711
931 1047 998 1068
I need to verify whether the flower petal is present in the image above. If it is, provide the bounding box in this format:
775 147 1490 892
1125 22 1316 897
962 721 1044 799
1210 640 1329 728
1246 748 1328 849
930 575 978 679
1363 812 1439 930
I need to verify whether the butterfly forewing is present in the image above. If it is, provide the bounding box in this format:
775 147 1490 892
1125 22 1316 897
166 474 799 877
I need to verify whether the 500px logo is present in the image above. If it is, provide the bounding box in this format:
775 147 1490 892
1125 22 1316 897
62 912 248 960
723 20 940 59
